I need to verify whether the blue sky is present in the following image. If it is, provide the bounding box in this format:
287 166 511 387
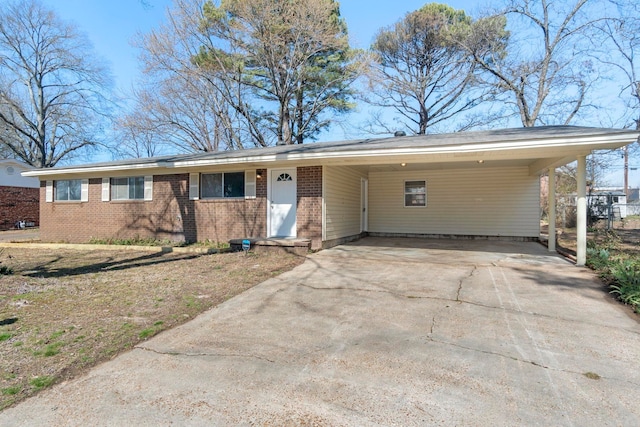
42 0 480 92
39 0 635 186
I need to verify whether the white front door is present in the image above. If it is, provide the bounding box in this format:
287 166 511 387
269 168 297 237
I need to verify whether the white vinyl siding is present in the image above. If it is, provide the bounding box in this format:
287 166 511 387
324 166 367 241
368 167 540 237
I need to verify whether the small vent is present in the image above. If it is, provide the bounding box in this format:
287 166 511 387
394 131 407 137
6 166 15 175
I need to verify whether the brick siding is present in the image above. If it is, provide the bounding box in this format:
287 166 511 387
297 166 323 249
39 166 324 248
0 186 39 230
40 171 268 244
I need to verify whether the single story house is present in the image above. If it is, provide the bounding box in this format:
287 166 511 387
0 159 40 230
22 126 640 265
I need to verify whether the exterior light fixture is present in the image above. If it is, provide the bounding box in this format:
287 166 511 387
477 160 484 164
256 172 262 178
401 163 407 167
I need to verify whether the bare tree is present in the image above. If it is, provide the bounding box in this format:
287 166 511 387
586 1 640 196
466 0 603 127
0 0 112 167
113 113 166 159
364 4 506 135
121 0 266 155
594 2 640 130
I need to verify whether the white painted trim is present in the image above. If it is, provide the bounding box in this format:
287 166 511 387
548 171 556 252
45 180 53 202
101 178 110 201
361 178 369 232
80 179 89 202
403 179 427 208
322 165 326 242
244 170 256 199
21 130 640 177
189 173 199 200
144 176 153 201
22 162 167 177
576 156 587 266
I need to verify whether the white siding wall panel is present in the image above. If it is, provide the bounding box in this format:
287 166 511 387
369 167 540 237
0 161 39 188
324 166 366 241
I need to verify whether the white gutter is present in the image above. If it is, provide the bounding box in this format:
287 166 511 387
22 161 168 177
170 134 636 168
21 131 639 177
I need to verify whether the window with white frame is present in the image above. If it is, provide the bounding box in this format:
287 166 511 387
55 179 82 201
404 180 426 207
111 176 145 200
201 172 245 198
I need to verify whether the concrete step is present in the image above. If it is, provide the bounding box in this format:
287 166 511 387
229 237 311 255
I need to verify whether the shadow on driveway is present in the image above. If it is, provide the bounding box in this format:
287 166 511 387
1 237 638 426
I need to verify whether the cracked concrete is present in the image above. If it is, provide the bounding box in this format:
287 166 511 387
1 237 639 426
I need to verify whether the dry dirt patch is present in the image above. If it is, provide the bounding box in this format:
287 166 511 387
0 247 305 409
556 218 640 256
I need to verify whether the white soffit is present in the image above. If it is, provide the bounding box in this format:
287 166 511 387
21 127 640 177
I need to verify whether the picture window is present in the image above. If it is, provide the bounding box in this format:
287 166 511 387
201 172 245 198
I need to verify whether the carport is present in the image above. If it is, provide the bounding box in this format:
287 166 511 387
322 126 640 266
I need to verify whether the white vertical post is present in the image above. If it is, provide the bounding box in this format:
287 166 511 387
576 155 587 266
548 169 556 252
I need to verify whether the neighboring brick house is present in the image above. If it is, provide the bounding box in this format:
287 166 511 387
0 160 39 230
23 126 640 259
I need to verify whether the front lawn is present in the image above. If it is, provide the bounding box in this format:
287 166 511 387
0 247 305 410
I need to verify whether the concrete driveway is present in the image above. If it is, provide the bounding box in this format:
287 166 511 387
1 237 639 426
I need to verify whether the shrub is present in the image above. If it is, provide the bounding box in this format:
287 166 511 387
610 260 640 312
586 247 610 271
585 240 640 313
0 249 12 275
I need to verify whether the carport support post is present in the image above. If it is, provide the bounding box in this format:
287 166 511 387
548 169 556 252
576 155 587 266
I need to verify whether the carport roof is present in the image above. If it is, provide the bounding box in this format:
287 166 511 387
22 125 640 177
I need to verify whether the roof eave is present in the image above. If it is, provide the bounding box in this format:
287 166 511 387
20 130 639 178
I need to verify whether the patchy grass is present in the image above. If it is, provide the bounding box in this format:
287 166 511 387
87 236 229 249
29 376 54 390
0 247 305 410
1 386 20 396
